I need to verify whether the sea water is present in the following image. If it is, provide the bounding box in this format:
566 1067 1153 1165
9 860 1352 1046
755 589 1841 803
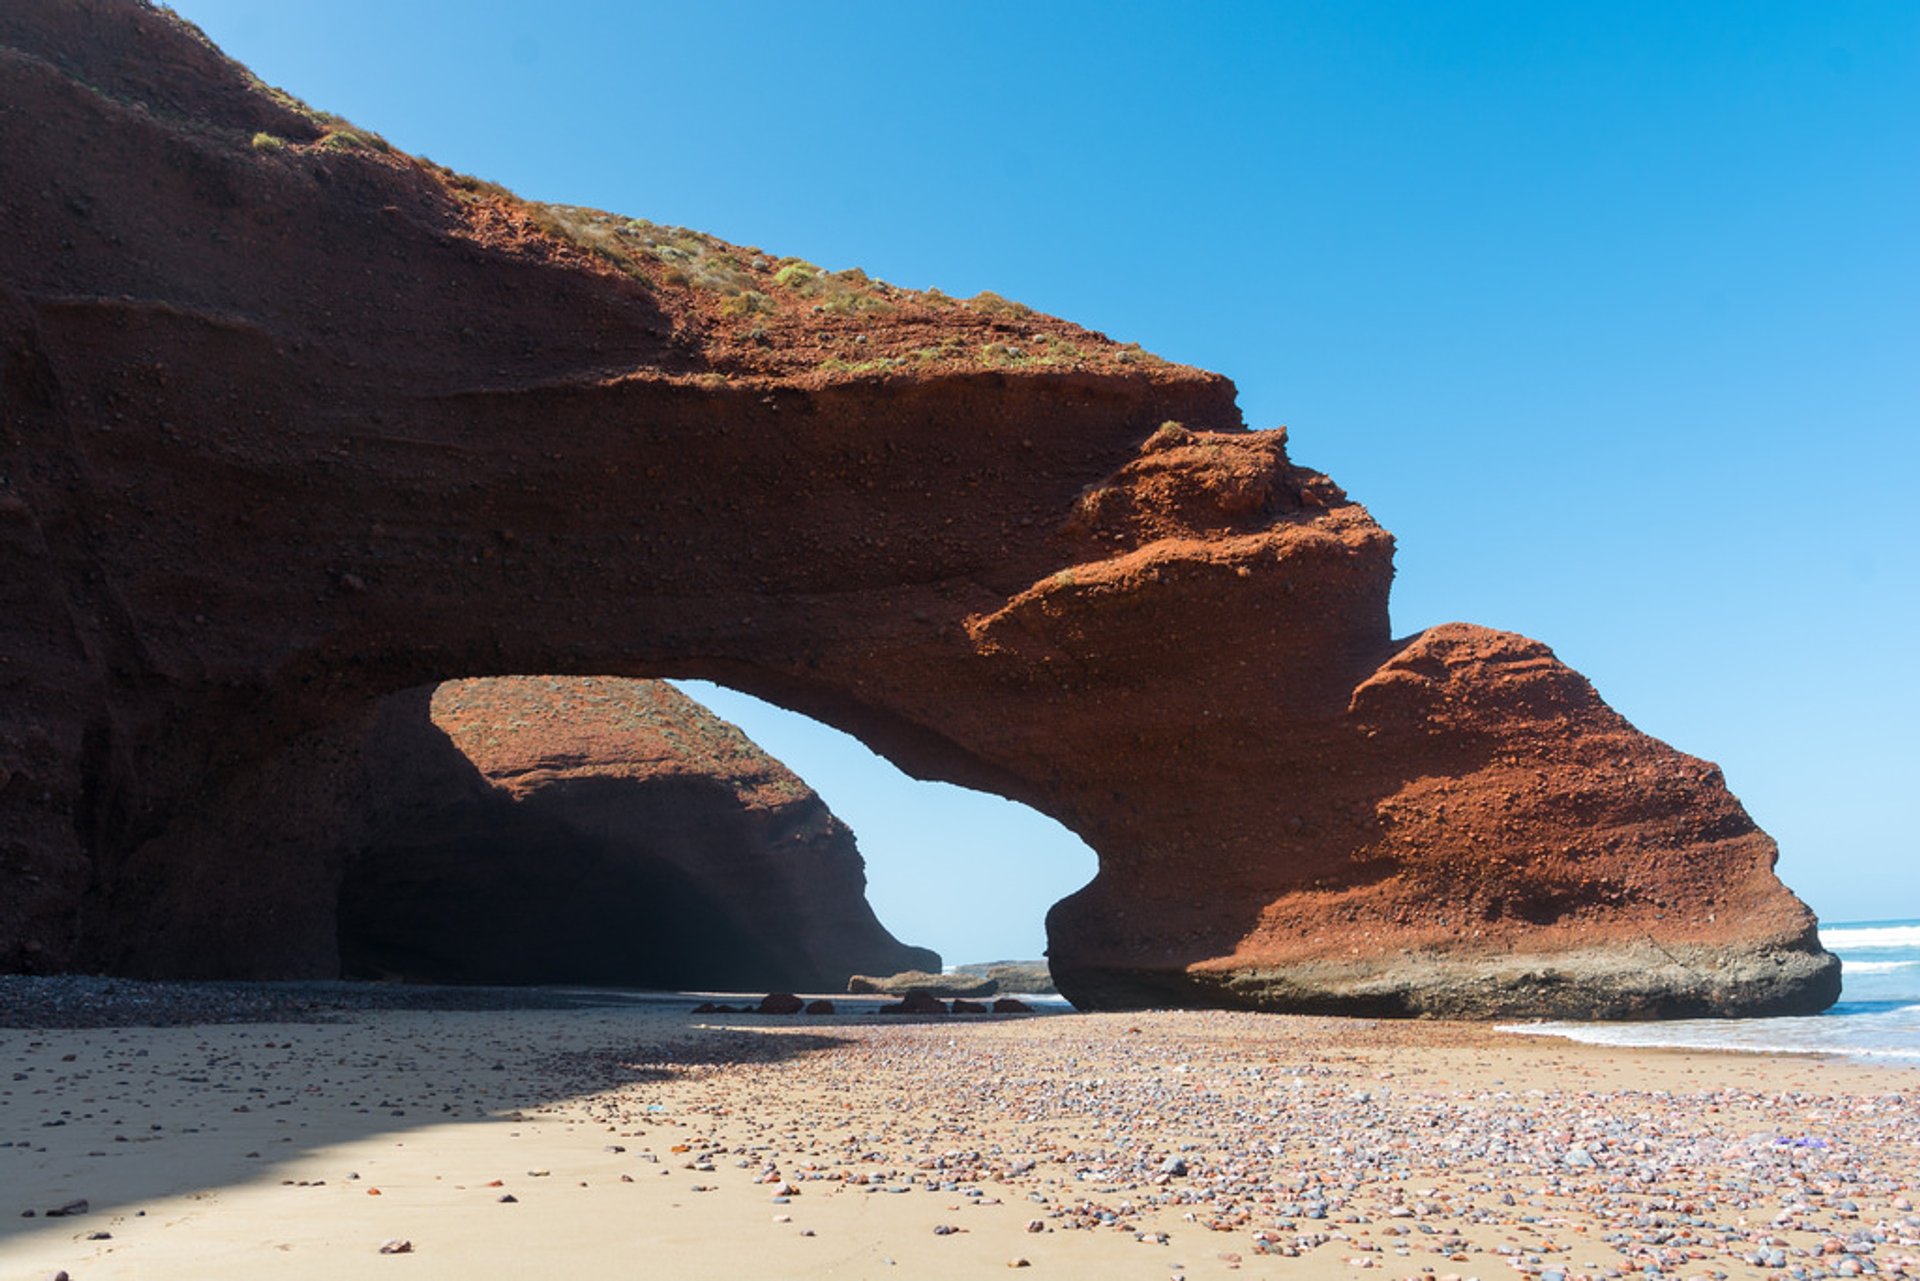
1502 918 1920 1062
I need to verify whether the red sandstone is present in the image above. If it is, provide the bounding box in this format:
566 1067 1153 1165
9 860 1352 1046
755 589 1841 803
0 1 1835 1016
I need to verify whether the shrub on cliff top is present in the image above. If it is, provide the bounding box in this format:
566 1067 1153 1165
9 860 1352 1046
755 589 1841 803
968 290 1034 320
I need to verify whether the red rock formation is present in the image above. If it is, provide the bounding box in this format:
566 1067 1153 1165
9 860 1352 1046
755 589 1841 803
0 1 1836 1016
336 677 937 990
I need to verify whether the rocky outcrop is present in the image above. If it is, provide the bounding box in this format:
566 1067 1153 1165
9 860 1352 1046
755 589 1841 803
847 971 998 998
955 961 1057 995
1044 621 1840 1018
338 677 937 990
0 1 1837 1016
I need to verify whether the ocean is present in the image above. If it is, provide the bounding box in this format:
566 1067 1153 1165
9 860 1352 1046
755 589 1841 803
1503 917 1920 1062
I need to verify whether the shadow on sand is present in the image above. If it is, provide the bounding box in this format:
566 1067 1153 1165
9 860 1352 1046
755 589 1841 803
0 983 932 1247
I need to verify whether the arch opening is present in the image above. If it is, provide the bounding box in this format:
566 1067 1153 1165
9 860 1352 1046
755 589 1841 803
670 680 1099 972
326 676 1092 993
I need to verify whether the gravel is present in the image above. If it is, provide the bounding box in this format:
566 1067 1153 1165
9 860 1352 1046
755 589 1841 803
0 975 636 1028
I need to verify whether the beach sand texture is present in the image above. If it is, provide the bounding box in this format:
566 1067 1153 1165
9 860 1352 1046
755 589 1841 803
2 996 1915 1280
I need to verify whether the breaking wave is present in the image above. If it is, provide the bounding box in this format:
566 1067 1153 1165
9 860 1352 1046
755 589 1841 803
1820 923 1920 951
1502 1002 1920 1063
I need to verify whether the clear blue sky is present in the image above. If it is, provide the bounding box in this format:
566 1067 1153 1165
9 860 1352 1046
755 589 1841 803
167 2 1918 962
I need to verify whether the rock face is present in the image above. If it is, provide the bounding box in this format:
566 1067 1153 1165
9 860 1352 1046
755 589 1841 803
338 677 937 990
0 1 1838 1016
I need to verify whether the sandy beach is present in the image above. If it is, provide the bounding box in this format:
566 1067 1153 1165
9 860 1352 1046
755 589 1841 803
2 986 1914 1281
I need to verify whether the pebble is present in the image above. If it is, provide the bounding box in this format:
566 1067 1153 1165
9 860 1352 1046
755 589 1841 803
4 987 1916 1281
378 1238 413 1254
0 974 612 1028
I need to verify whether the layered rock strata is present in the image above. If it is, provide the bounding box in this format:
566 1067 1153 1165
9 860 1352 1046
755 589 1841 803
0 1 1837 1015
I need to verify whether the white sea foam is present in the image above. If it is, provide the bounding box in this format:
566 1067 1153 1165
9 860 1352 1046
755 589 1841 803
1495 918 1920 1061
1502 1004 1920 1063
1820 924 1920 951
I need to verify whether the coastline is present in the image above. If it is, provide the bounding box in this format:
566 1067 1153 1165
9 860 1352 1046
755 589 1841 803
1493 917 1920 1065
1500 1006 1920 1065
2 983 1915 1280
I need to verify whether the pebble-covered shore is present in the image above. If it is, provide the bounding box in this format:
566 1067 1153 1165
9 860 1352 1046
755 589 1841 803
0 975 632 1028
1 987 1915 1280
566 1011 1920 1281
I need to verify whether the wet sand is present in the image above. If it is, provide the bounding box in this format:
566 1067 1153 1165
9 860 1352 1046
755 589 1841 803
2 987 1915 1280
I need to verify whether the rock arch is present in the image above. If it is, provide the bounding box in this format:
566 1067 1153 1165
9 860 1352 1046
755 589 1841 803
0 0 1836 1015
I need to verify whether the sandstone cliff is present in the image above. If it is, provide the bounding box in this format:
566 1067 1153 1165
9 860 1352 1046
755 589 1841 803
340 677 937 990
0 1 1837 1015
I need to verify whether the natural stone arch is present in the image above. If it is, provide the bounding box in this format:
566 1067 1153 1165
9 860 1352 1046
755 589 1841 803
0 0 1836 1016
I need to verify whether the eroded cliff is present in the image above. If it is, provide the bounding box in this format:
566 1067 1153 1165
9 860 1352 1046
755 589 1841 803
336 677 936 990
0 0 1837 1015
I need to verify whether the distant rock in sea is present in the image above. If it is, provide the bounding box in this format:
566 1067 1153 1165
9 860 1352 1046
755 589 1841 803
953 960 1057 995
849 971 998 998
